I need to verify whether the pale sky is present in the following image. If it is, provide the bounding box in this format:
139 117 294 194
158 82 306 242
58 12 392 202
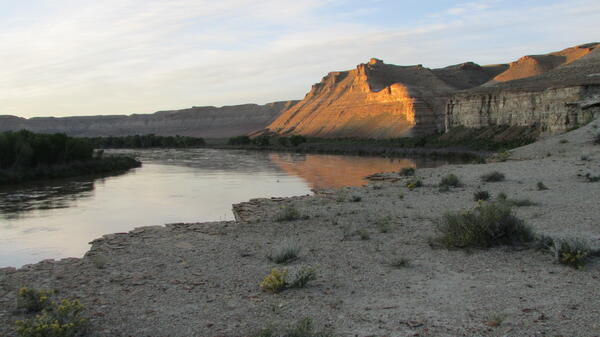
2 0 599 118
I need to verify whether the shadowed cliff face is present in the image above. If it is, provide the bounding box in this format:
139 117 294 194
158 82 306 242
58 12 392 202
0 101 298 138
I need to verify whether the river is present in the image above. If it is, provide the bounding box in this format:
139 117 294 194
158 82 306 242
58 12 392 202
0 148 451 267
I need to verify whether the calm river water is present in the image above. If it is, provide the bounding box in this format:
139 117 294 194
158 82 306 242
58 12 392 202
0 149 450 267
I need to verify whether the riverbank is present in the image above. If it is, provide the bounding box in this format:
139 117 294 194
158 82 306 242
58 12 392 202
0 156 141 186
1 121 599 336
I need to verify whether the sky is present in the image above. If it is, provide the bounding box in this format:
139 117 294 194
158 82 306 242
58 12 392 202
1 0 600 118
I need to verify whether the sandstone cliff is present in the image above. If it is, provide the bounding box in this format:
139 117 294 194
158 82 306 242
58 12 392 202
268 43 600 139
0 101 297 138
447 44 600 134
266 58 502 139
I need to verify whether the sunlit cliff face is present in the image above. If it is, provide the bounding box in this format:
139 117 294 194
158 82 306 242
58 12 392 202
269 152 415 188
266 58 451 139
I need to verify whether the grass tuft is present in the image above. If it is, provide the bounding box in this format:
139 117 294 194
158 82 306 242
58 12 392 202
537 181 548 190
275 206 303 222
473 190 490 201
268 239 301 264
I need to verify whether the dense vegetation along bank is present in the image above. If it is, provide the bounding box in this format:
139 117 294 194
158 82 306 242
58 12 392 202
0 130 141 185
206 125 540 161
84 134 205 149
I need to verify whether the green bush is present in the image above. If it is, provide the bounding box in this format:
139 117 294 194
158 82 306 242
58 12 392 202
16 299 87 337
88 134 204 148
253 135 271 147
434 202 534 248
252 318 333 337
399 167 415 176
594 133 600 145
350 195 362 202
17 288 53 313
473 190 490 201
537 181 548 190
406 179 423 190
439 174 462 188
275 206 303 222
481 171 505 182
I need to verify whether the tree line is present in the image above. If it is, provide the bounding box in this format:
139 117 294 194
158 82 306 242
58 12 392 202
86 134 205 149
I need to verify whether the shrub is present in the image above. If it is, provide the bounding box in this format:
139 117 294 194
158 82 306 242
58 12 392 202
252 318 333 337
350 195 362 202
17 288 53 313
376 217 392 233
537 181 548 190
275 206 302 222
473 190 490 201
434 202 534 248
438 184 450 192
268 240 301 264
406 179 423 190
355 229 370 240
439 174 462 188
559 139 569 144
481 171 505 182
260 268 289 293
594 133 600 145
550 237 591 269
585 173 600 182
388 256 410 268
399 167 415 176
253 135 271 147
16 299 87 337
287 266 317 289
260 267 316 293
277 137 290 146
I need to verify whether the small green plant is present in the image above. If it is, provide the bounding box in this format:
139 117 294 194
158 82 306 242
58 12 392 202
497 151 510 162
537 181 548 190
17 288 54 313
399 167 415 176
268 239 301 264
350 195 362 202
585 173 600 182
16 299 88 337
406 179 423 190
398 193 405 200
594 133 600 145
376 217 393 233
438 184 450 192
481 171 505 182
439 174 462 188
275 206 302 222
496 192 507 201
473 190 490 201
287 266 317 289
550 237 591 269
434 202 534 248
388 256 410 268
559 138 569 144
260 267 316 293
355 229 370 240
252 318 333 337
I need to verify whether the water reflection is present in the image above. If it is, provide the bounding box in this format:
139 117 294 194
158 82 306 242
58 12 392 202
269 153 449 189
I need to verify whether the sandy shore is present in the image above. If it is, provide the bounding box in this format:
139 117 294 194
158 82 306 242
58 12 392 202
1 120 599 337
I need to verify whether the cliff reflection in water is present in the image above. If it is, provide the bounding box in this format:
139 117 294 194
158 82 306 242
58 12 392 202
269 153 448 189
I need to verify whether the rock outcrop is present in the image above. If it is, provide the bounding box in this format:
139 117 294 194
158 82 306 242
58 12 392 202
266 58 501 139
267 43 600 139
0 101 297 138
447 44 600 133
